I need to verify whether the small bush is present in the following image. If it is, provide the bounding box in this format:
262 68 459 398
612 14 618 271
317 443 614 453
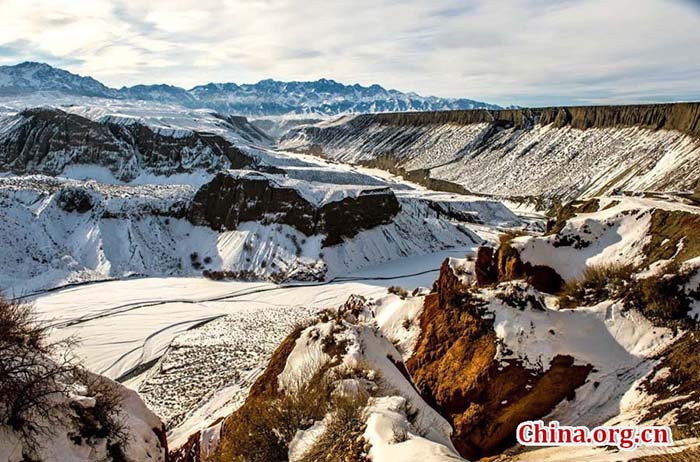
297 394 369 462
387 286 409 300
624 263 698 323
71 371 125 444
560 263 635 307
216 373 333 462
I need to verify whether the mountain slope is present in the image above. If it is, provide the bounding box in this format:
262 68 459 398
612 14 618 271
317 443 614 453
280 103 700 205
0 62 500 116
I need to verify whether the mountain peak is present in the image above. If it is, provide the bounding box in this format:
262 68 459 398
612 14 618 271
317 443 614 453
0 61 113 97
0 61 501 115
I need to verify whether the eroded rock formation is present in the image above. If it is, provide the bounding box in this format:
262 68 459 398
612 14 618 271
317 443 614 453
406 260 590 459
187 172 401 246
0 108 257 180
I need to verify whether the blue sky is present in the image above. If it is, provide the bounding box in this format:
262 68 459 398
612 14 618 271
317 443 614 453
0 0 698 107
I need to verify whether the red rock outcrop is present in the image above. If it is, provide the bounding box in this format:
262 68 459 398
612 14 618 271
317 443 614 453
406 260 591 459
496 242 565 294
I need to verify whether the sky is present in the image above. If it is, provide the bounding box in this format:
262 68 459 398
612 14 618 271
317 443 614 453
0 0 698 107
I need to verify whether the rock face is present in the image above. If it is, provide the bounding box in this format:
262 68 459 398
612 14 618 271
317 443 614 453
474 246 498 285
282 103 700 202
334 103 700 137
0 108 257 181
406 260 590 459
187 172 401 246
496 241 566 294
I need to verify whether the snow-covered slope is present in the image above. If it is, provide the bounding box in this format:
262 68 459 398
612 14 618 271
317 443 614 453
0 106 273 182
281 104 700 204
0 292 167 462
0 62 501 116
508 195 700 286
0 372 166 462
0 167 517 294
171 294 466 462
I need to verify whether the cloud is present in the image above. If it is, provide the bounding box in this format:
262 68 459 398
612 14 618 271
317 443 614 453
0 0 698 106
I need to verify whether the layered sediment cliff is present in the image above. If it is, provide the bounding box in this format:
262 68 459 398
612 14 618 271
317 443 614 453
281 103 700 203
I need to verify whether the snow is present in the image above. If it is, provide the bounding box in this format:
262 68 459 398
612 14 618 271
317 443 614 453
0 372 165 462
288 417 330 462
28 246 472 448
514 196 700 281
363 396 465 462
373 294 426 359
3 95 696 461
0 172 500 294
462 276 678 431
0 129 518 293
284 119 700 203
484 286 673 371
268 292 463 462
279 322 335 390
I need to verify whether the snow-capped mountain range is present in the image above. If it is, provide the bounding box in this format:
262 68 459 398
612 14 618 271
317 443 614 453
0 62 501 116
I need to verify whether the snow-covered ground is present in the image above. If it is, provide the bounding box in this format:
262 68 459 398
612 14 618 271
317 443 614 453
514 195 700 281
0 138 517 294
31 246 476 447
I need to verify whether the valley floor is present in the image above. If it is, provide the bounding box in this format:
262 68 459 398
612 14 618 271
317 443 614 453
33 246 476 447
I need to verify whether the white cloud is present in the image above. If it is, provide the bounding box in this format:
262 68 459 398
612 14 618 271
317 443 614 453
0 0 698 106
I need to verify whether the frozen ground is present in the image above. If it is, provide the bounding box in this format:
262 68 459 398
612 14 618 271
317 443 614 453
32 246 477 447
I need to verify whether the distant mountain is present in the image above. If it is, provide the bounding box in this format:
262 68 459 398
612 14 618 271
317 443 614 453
0 61 115 97
0 62 501 116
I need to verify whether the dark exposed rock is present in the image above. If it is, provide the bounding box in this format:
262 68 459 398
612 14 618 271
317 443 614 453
475 246 498 285
316 189 400 246
186 172 316 232
187 172 400 246
362 102 700 138
546 198 601 235
406 260 591 459
0 108 260 181
497 238 565 294
56 187 94 213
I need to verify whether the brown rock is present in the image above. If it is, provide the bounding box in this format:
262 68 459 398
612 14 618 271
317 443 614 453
475 246 498 286
406 260 590 459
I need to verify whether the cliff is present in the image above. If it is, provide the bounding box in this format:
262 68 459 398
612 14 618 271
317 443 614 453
366 102 700 137
0 108 258 181
282 102 700 203
187 172 401 246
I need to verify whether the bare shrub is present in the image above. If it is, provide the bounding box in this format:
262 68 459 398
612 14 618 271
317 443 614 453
560 263 635 307
0 295 77 448
215 373 333 462
624 263 699 323
71 371 126 445
297 394 369 462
